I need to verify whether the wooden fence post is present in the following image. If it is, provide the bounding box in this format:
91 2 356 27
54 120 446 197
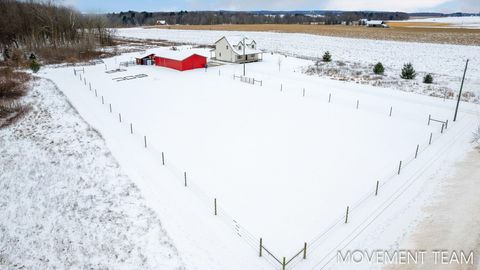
101 96 104 104
184 172 187 187
415 144 419 159
328 93 331 103
144 136 147 148
445 120 449 129
429 132 433 145
162 152 165 165
441 123 445 133
356 100 359 109
375 180 379 196
280 84 283 92
428 114 431 125
214 198 217 216
95 89 97 97
303 88 305 97
118 113 122 123
398 160 402 175
345 206 349 224
109 104 112 113
259 238 263 257
282 257 286 270
130 123 133 134
303 242 307 259
389 106 393 117
89 82 91 91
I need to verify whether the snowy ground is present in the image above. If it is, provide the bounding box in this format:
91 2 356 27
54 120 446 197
400 16 480 29
0 78 184 269
39 46 480 269
115 28 480 102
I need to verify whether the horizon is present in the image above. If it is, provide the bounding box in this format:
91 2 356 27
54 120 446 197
63 0 480 14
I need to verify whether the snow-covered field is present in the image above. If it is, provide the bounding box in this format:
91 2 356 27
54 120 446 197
0 78 183 269
39 46 480 269
115 28 480 98
403 16 480 29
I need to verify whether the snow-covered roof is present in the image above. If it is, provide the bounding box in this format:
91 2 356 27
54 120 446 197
224 36 255 46
152 50 207 61
367 20 384 25
232 47 263 55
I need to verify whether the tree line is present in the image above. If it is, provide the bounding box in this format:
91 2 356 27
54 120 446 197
0 0 114 64
106 10 410 26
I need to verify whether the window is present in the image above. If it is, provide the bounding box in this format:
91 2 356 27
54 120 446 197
219 52 222 57
237 55 242 60
238 45 242 50
226 45 228 50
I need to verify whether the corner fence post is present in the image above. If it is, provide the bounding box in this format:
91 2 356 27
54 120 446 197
184 172 187 187
282 257 286 270
162 152 165 165
375 180 379 196
303 242 307 259
445 120 449 129
214 198 217 216
428 114 431 125
345 206 349 224
441 123 445 133
398 160 402 175
259 238 263 257
415 144 419 159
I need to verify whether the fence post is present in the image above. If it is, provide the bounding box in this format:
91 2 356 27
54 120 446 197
280 84 283 92
130 123 133 134
118 113 122 123
259 238 263 257
101 96 104 104
328 93 331 103
214 198 217 216
79 74 82 81
345 206 349 224
428 114 431 125
260 80 263 87
389 106 393 117
184 172 187 187
441 123 445 133
356 100 359 110
429 132 433 145
282 257 286 270
84 78 86 85
303 88 305 97
303 242 307 259
89 82 91 91
445 120 449 129
95 89 98 97
109 104 112 113
398 160 402 175
415 144 419 159
375 180 379 196
162 152 165 165
144 136 147 148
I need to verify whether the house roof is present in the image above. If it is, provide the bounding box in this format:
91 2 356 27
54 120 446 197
232 47 263 55
213 36 262 55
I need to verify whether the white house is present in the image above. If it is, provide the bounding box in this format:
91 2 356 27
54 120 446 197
366 20 389 28
211 36 263 63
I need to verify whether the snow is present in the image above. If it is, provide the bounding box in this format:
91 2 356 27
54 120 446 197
115 28 480 96
149 48 209 61
0 78 184 269
39 45 480 269
402 16 480 29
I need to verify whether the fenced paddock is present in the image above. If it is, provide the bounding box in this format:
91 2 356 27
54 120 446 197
43 47 479 270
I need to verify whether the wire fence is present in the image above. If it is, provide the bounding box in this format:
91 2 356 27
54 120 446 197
73 65 463 270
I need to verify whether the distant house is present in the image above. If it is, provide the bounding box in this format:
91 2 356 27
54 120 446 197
156 20 167 25
211 36 263 63
366 20 389 28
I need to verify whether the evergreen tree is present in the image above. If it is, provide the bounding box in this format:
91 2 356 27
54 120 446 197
400 63 416 79
423 74 433 84
322 51 332 62
373 62 384 75
30 59 40 73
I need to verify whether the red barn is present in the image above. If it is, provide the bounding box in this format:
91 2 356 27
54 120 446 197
154 52 207 71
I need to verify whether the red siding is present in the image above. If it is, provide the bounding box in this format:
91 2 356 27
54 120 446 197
154 54 206 71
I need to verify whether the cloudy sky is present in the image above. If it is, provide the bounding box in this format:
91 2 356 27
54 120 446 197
63 0 479 13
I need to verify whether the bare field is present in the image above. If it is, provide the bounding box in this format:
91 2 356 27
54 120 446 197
147 24 480 46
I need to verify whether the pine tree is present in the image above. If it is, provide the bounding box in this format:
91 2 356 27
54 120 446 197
423 74 433 84
30 59 40 73
400 63 416 79
322 51 332 62
373 62 384 75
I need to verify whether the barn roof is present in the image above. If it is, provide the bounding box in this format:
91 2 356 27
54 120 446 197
153 50 208 61
367 20 384 25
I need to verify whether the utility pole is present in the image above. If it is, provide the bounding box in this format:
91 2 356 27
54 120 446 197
454 59 469 122
243 37 246 76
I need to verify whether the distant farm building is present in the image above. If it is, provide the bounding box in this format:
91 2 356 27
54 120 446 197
366 20 389 28
156 20 167 25
211 36 263 63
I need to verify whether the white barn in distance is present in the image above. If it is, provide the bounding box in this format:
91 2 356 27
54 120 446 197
211 36 263 63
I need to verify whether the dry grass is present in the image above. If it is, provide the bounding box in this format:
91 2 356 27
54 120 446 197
0 67 32 128
35 47 115 65
150 24 480 46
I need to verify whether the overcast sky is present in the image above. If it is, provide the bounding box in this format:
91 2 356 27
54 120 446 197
63 0 480 13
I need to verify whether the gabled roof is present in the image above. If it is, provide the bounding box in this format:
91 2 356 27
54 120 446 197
152 50 208 61
214 36 262 55
366 20 384 25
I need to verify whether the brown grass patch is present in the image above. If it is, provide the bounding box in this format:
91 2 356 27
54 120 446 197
0 67 32 128
148 24 480 46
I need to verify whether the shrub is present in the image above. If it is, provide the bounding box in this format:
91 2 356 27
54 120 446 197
322 51 332 62
400 63 416 79
30 60 41 73
373 62 384 75
423 74 433 84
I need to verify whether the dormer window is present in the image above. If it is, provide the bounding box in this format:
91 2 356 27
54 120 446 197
226 45 228 50
238 45 242 50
